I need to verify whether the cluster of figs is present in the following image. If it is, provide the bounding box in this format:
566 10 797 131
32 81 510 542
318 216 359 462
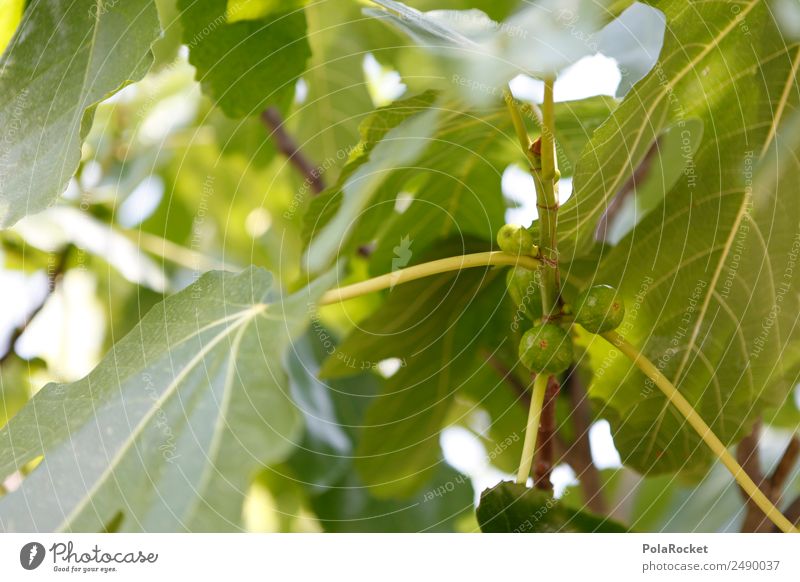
497 224 626 375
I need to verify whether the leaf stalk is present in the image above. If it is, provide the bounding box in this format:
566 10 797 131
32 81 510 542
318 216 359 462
319 251 540 305
600 330 799 534
516 373 550 484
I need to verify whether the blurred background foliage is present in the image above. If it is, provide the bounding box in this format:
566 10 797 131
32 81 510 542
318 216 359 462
0 0 798 532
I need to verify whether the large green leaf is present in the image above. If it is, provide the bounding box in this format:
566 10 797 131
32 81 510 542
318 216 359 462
558 0 788 257
365 0 613 106
583 6 800 474
179 0 310 117
0 267 337 532
0 0 160 228
477 481 628 532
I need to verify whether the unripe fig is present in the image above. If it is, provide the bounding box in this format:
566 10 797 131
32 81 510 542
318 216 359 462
506 267 543 321
575 284 625 333
518 323 573 374
497 224 537 256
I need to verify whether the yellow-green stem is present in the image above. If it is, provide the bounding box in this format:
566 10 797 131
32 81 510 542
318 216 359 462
127 229 228 272
504 89 538 168
541 78 557 181
517 373 550 484
319 252 540 305
601 330 799 534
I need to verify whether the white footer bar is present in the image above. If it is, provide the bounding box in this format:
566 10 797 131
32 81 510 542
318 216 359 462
0 533 797 581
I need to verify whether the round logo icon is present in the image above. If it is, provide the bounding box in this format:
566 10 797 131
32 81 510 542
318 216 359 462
20 542 46 570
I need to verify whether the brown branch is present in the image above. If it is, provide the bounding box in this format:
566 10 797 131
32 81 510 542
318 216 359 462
559 369 607 514
260 107 326 195
533 376 559 491
778 496 800 531
0 246 71 366
594 138 659 242
770 436 800 493
736 421 773 532
737 421 765 487
483 351 530 408
736 422 799 533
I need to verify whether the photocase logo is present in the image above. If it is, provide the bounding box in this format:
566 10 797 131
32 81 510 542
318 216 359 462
390 235 413 289
20 542 46 570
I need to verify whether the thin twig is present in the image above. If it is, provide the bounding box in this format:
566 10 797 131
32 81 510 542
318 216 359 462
737 421 765 487
736 421 772 532
484 352 530 407
779 496 800 531
770 436 800 493
260 107 326 195
737 425 799 532
594 138 659 242
0 246 71 365
533 376 559 491
561 369 607 514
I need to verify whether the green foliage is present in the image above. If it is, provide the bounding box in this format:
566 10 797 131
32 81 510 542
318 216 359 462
312 463 474 532
559 0 777 256
179 0 310 117
303 93 615 276
583 3 800 475
304 101 442 273
0 0 160 228
0 267 337 531
366 0 612 105
287 327 475 531
1 0 799 535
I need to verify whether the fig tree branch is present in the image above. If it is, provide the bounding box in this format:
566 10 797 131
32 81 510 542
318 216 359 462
562 369 607 514
0 245 71 366
770 435 800 493
533 376 559 491
736 421 772 532
738 428 800 532
779 496 800 531
261 107 326 195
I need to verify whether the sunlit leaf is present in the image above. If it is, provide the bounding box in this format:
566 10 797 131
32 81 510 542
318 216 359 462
0 267 337 531
582 7 800 474
0 0 160 228
179 0 310 117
